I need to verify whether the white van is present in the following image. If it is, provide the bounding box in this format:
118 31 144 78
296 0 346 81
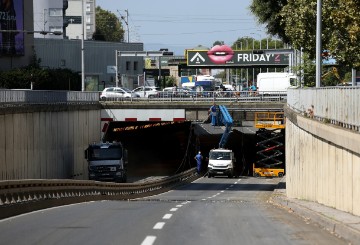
257 72 297 94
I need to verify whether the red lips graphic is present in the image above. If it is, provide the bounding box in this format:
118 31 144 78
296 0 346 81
207 45 234 64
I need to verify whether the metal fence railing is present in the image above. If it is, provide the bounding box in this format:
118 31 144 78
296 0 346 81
0 90 100 105
101 91 288 103
0 168 198 219
287 87 360 131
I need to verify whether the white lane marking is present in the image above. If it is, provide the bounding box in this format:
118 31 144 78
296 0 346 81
141 236 156 245
153 222 165 230
202 198 206 201
170 208 178 212
221 190 225 193
234 182 238 184
176 205 183 208
163 214 172 219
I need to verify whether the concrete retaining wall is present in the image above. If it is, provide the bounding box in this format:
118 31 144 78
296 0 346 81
285 106 360 216
0 107 101 180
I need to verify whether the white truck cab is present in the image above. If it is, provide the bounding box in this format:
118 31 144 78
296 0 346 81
208 148 236 178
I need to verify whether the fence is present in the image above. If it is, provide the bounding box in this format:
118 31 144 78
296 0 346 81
287 87 360 131
0 90 99 105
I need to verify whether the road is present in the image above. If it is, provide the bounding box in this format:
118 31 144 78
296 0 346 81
0 177 348 245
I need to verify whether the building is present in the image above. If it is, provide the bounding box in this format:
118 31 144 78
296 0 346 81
33 0 96 40
0 0 34 69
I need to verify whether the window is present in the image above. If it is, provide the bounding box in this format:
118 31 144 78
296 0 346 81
134 61 138 71
126 61 130 71
86 14 91 23
86 3 91 12
49 8 62 17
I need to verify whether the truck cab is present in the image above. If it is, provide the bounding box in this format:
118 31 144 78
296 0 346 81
208 148 236 178
85 142 128 183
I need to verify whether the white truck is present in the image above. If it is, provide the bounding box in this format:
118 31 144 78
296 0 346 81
256 72 297 94
208 148 236 178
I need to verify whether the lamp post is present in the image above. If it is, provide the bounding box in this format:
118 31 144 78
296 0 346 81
316 0 322 87
81 0 85 91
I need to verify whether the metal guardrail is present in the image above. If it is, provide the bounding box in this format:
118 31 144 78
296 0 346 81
0 90 288 105
0 90 100 105
287 87 360 131
0 168 198 219
102 91 288 103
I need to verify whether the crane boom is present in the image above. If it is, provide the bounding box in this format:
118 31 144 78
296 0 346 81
218 105 233 148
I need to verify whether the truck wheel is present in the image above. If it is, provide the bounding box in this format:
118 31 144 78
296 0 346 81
254 173 260 177
278 172 284 177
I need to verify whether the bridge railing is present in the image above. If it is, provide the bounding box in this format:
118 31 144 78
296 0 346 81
0 168 198 219
0 90 100 105
103 90 288 103
287 87 360 131
0 90 288 104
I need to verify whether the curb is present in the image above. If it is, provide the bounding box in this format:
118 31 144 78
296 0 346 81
270 178 360 244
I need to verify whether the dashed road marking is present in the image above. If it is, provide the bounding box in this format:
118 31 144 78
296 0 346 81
176 205 183 208
153 222 165 230
170 208 178 212
141 236 156 245
163 214 172 219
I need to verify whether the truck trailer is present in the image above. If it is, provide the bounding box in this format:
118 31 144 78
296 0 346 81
85 141 128 182
257 72 297 94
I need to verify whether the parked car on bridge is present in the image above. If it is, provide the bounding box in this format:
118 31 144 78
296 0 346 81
132 86 159 98
100 87 139 100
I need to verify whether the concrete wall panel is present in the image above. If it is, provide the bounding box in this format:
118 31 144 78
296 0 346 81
286 107 360 217
0 115 5 179
0 108 100 181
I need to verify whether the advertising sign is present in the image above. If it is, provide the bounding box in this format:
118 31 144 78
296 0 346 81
0 0 24 56
186 45 290 67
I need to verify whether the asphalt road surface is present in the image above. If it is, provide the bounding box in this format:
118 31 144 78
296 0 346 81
0 177 348 245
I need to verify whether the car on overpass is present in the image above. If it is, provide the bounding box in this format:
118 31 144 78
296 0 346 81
132 86 159 98
100 87 140 100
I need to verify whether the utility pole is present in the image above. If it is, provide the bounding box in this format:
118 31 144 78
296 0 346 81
81 0 85 91
316 0 322 88
118 10 129 42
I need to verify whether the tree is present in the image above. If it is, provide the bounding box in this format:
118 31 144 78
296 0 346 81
93 6 124 42
280 0 360 68
249 0 290 44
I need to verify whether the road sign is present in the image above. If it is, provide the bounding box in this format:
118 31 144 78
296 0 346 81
186 47 290 67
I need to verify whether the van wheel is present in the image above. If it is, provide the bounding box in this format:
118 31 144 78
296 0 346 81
208 173 212 178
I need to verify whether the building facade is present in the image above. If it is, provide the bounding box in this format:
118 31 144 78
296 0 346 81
33 0 96 40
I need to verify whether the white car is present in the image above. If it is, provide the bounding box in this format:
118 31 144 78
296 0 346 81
100 87 139 100
132 86 159 98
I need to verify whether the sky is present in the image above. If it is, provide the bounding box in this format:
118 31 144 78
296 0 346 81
95 0 267 55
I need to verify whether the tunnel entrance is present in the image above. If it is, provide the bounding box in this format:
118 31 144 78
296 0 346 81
102 121 261 181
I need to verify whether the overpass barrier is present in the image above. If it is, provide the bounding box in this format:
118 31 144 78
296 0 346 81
0 90 288 105
0 168 198 219
0 90 99 105
287 87 360 131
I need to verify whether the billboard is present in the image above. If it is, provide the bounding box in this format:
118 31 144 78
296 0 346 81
0 0 24 56
186 45 290 67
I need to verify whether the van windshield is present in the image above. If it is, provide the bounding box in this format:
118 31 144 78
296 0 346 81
209 151 231 160
89 148 122 160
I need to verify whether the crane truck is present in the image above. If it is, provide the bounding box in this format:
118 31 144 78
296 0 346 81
207 105 236 178
85 141 128 182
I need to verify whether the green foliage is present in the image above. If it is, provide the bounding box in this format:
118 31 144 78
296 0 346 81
0 66 81 90
250 0 360 69
212 41 225 46
164 76 177 88
93 6 124 42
